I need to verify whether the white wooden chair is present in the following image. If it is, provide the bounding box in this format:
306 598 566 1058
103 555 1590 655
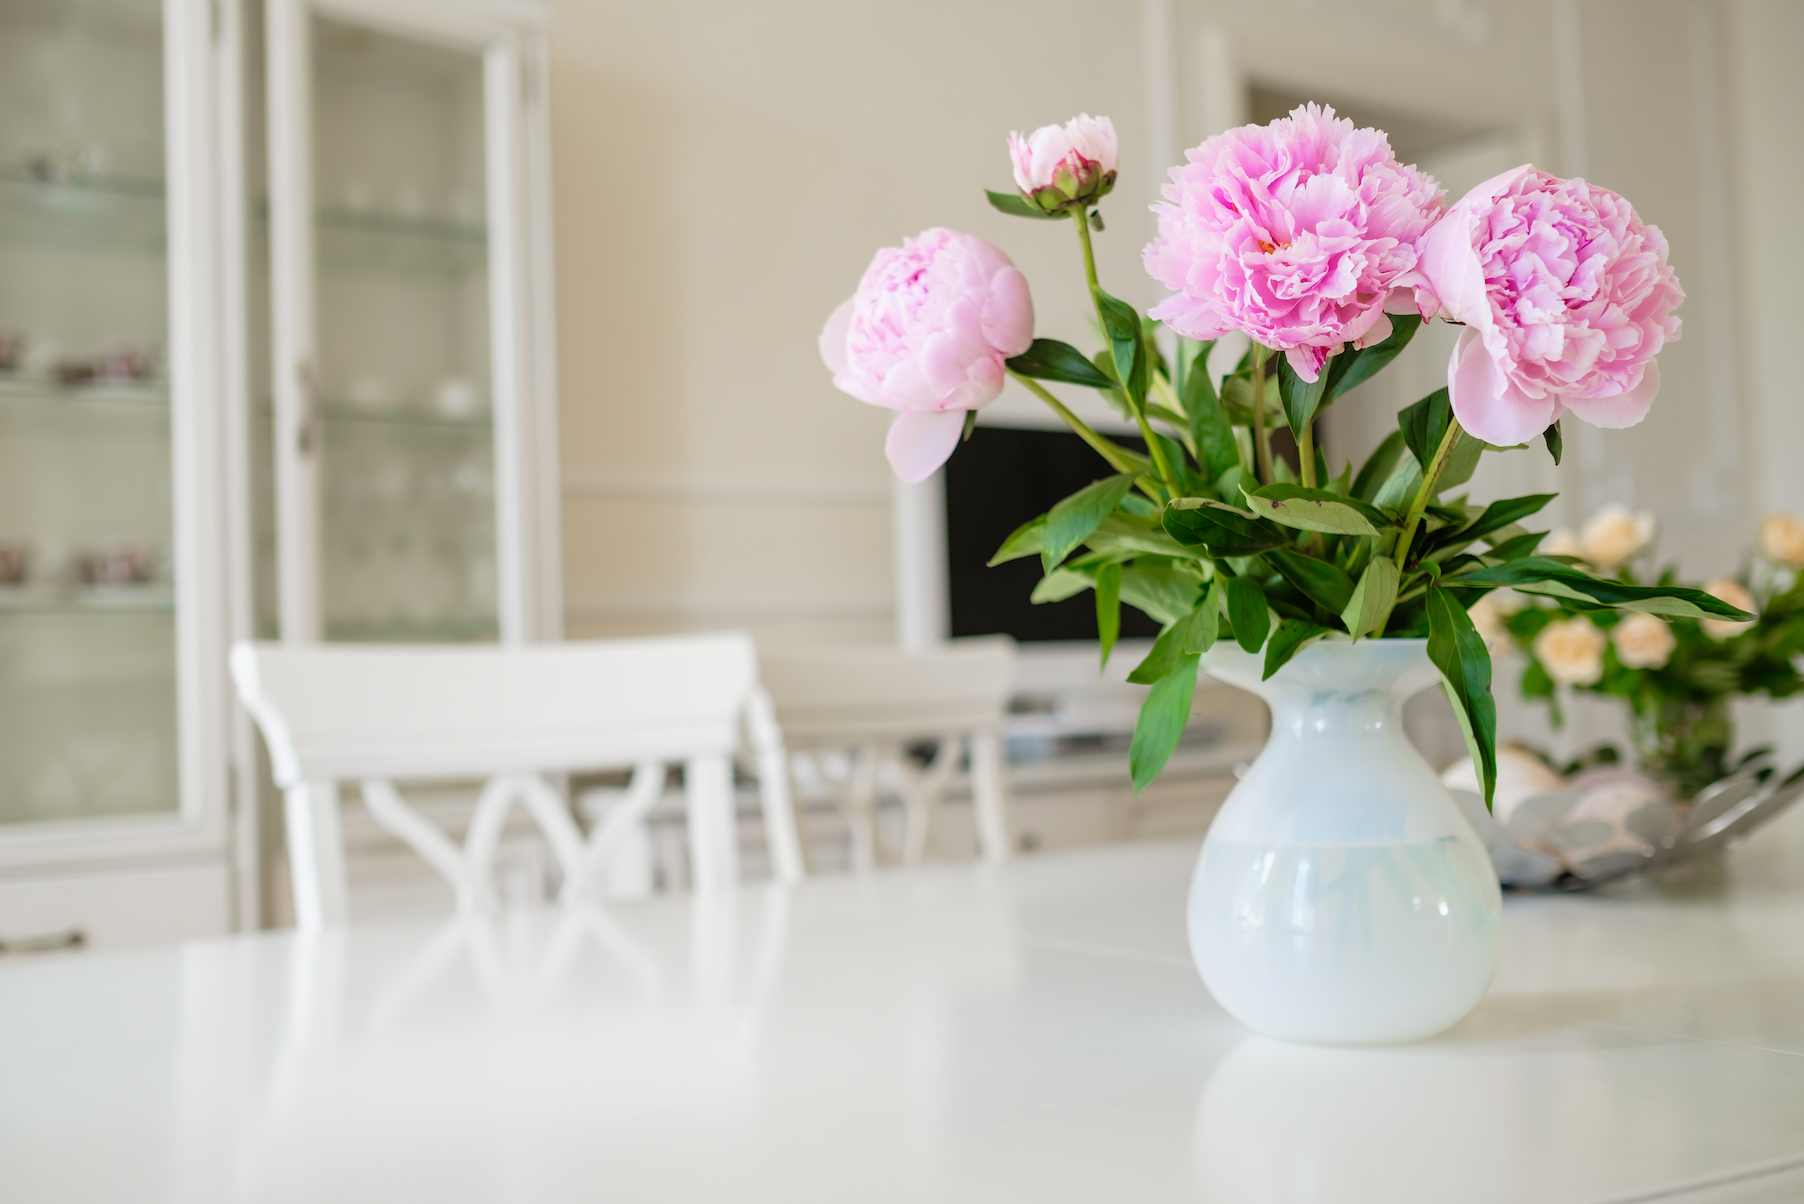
230 635 805 931
757 637 1017 870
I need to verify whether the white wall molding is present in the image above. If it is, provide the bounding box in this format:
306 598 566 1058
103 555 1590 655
562 471 889 507
565 584 894 624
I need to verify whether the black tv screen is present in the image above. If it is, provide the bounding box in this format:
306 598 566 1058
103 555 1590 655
944 426 1162 642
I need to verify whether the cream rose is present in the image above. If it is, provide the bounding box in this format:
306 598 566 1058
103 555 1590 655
1579 504 1656 569
1534 616 1606 686
1542 528 1583 559
1701 578 1757 640
1611 612 1675 669
1761 514 1804 568
1468 595 1513 654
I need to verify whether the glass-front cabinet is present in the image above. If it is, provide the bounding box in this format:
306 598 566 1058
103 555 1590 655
0 0 234 947
0 0 558 948
265 0 560 648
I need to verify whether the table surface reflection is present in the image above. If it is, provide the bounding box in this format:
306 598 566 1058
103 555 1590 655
5 819 1804 1204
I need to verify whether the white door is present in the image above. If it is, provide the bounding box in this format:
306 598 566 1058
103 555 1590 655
0 0 234 948
264 0 559 648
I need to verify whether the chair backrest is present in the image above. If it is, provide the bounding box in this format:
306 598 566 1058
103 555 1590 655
757 636 1016 745
231 634 759 787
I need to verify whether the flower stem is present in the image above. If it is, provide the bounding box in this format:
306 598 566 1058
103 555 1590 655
1250 343 1273 486
1008 370 1156 490
1392 416 1465 571
1070 208 1180 495
1298 417 1318 489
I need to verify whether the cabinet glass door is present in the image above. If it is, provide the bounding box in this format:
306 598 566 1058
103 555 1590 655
0 0 177 825
269 7 501 645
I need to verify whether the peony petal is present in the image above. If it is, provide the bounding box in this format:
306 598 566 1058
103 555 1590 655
884 410 967 483
1447 326 1560 446
819 298 854 375
1285 345 1327 383
982 266 1035 355
1560 358 1660 430
1418 164 1534 327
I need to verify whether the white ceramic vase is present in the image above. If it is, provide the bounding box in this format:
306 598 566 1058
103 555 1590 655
1189 637 1502 1045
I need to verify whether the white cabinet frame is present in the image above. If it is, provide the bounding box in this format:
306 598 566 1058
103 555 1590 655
264 0 561 647
0 0 235 875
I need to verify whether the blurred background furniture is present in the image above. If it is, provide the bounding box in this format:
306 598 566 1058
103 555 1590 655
758 637 1016 870
230 633 802 930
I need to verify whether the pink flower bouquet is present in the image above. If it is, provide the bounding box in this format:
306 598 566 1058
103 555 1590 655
821 105 1746 804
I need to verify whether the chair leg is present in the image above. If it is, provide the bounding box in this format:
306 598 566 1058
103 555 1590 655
846 744 881 874
686 753 739 893
284 781 349 931
902 736 960 866
970 730 1013 863
745 687 806 884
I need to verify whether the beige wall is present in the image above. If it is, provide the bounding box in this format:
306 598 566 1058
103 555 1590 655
547 0 1156 646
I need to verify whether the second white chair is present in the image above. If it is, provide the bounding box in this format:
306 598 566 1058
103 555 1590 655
230 633 804 931
757 637 1017 870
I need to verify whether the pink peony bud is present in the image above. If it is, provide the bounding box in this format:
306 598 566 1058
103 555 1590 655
1008 114 1118 214
1142 104 1445 382
820 228 1034 482
1417 166 1684 446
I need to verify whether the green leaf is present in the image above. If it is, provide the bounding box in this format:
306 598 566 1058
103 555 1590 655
1030 567 1093 604
1452 558 1759 621
1129 652 1201 791
1484 530 1546 561
988 516 1045 566
1266 548 1356 615
1433 494 1556 550
1427 583 1498 809
1220 373 1281 426
1543 420 1563 466
1242 483 1388 537
1351 431 1407 503
1262 618 1331 680
1399 387 1452 474
1127 593 1219 684
1093 287 1142 406
1096 562 1122 670
985 189 1057 219
1119 562 1204 625
1324 313 1421 403
1043 474 1137 573
1163 498 1289 556
1438 431 1485 492
962 409 978 441
1005 339 1118 390
1085 513 1190 560
1341 556 1401 640
1223 576 1270 653
1372 455 1423 511
1276 353 1331 439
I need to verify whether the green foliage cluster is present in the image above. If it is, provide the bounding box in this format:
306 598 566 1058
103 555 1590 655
1503 556 1804 798
982 192 1754 806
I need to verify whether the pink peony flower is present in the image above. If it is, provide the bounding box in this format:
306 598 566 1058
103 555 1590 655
820 228 1033 482
1008 114 1118 213
1142 104 1445 382
1417 166 1684 446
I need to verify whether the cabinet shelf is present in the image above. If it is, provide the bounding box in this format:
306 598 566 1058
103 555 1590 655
321 401 491 431
0 375 169 410
0 165 168 255
253 202 489 279
0 587 175 615
324 616 498 643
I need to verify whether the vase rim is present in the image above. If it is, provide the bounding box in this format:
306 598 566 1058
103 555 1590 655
1201 635 1440 698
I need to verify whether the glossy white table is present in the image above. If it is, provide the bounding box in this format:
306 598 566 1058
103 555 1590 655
6 822 1804 1204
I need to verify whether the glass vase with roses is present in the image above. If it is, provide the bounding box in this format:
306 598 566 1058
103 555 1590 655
820 107 1755 1044
1487 509 1804 800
